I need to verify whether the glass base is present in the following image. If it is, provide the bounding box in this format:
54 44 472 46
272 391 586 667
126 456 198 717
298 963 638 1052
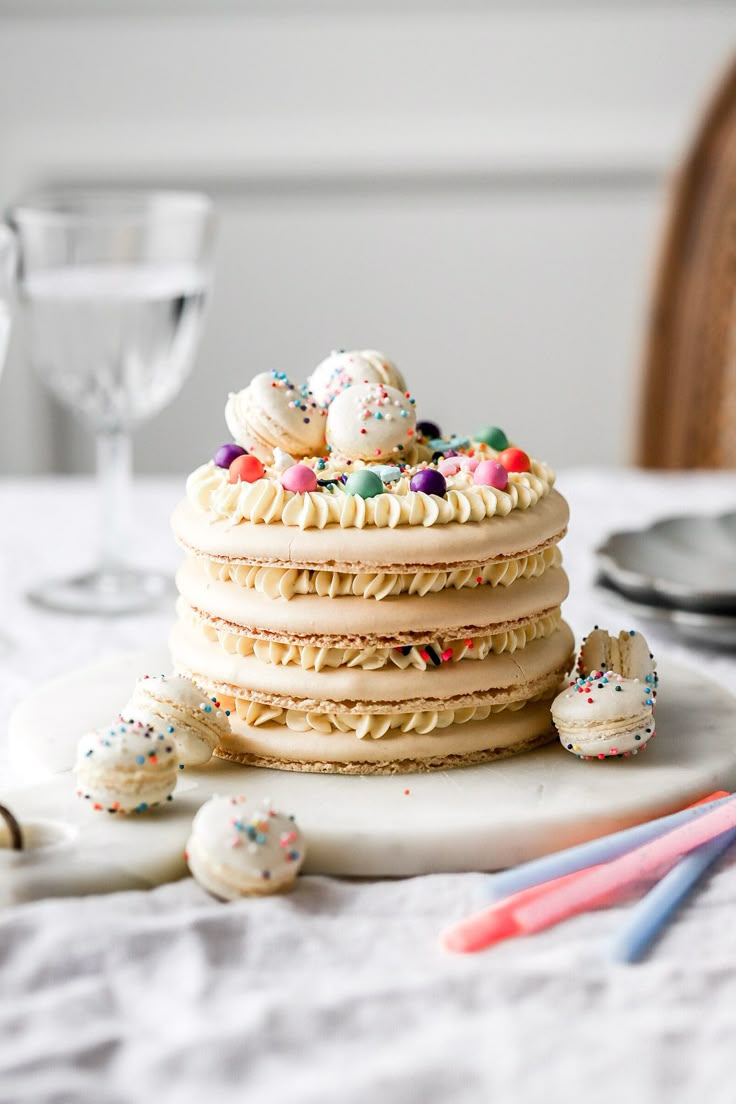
27 568 174 616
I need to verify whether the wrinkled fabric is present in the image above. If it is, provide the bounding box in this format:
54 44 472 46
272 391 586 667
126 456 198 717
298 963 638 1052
1 473 736 1103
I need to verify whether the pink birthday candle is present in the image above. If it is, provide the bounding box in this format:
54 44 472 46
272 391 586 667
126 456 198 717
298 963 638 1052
513 794 736 934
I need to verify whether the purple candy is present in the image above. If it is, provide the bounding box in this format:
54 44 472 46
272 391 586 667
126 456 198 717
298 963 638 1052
214 443 247 469
417 420 442 440
410 468 447 497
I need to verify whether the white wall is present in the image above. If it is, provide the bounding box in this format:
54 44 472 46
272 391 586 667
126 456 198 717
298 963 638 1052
0 2 734 474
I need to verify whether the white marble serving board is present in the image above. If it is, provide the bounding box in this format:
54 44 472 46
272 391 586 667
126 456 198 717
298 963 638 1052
4 647 736 896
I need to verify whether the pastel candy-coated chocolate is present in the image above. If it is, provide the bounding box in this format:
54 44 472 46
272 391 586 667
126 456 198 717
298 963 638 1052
228 454 266 484
476 426 509 451
417 420 441 440
214 443 247 469
281 464 318 493
497 447 531 473
438 457 462 476
367 464 402 484
473 459 508 490
410 468 447 497
345 469 384 498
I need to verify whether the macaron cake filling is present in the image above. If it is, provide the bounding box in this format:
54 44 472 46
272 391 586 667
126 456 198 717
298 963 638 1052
171 353 574 773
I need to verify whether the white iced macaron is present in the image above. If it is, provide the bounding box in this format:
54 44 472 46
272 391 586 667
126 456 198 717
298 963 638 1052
552 671 656 760
225 371 327 461
326 381 417 462
186 795 305 899
358 349 406 394
307 351 383 408
578 627 657 685
123 674 231 766
75 719 180 813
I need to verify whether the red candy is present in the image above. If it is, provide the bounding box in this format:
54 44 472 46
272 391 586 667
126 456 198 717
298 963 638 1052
497 447 531 473
228 454 265 483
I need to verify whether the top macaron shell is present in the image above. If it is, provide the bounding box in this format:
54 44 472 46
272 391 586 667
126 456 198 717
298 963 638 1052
225 372 327 461
308 351 383 408
76 720 180 772
579 629 656 683
326 382 417 462
187 795 305 897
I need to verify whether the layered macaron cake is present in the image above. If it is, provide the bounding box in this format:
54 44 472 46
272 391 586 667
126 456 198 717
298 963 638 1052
171 350 573 773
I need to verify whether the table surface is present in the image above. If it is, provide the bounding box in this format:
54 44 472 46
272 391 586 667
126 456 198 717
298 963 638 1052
2 469 736 1104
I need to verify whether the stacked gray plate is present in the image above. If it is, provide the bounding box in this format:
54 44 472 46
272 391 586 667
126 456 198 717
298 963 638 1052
596 511 736 648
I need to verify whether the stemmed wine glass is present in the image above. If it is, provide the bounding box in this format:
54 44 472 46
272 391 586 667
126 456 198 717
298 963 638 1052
7 190 215 615
0 226 17 653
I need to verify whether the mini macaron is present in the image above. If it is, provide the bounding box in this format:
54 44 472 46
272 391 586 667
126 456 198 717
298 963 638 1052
123 674 231 766
225 371 327 461
326 382 416 461
308 351 382 408
75 719 180 813
552 672 656 760
186 795 305 899
358 349 407 394
578 627 657 686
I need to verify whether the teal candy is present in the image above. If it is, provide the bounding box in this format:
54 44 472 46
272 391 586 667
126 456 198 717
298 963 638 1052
345 470 384 498
368 464 402 484
476 426 509 450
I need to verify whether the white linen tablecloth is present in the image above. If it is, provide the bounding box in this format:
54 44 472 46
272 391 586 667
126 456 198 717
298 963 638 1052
1 470 736 1104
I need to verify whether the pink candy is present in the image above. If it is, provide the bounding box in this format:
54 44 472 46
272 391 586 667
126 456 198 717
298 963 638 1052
473 460 508 490
438 456 480 478
438 457 461 477
280 464 318 493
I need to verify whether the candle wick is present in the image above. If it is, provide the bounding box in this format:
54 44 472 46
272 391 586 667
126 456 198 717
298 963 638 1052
0 804 23 851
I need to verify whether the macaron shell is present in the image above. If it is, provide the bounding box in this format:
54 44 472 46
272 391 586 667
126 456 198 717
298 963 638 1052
226 373 326 460
325 382 417 461
308 352 382 407
359 349 407 393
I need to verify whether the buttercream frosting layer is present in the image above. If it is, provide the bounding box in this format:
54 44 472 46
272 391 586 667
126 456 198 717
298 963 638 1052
181 600 562 671
215 698 557 765
172 488 569 571
175 558 569 643
186 457 554 530
170 617 574 709
203 545 563 601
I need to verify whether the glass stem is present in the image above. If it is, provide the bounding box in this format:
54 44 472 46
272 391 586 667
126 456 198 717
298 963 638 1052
96 429 132 578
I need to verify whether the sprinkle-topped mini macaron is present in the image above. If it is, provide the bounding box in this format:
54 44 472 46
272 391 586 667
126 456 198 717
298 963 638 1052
325 381 417 461
308 351 382 408
552 671 656 760
186 795 306 899
75 719 180 813
123 674 232 766
358 349 407 394
225 371 327 461
553 627 658 760
578 627 657 686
